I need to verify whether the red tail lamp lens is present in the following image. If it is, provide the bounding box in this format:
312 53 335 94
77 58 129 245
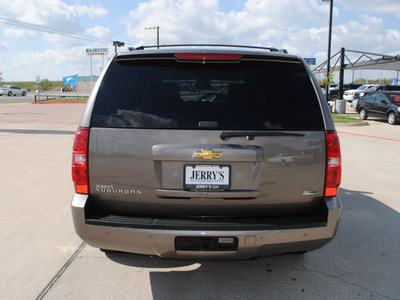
72 126 89 194
175 53 242 61
325 130 342 197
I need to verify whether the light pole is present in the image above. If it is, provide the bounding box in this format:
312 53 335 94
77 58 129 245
322 0 333 102
113 41 125 54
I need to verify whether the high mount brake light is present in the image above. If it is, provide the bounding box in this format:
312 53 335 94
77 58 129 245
325 130 341 197
175 53 242 61
72 126 89 194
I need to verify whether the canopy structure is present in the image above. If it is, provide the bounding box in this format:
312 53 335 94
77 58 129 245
312 48 400 99
343 54 400 71
313 49 400 73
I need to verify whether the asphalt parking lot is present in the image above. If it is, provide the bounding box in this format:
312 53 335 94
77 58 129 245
0 94 35 103
0 102 399 300
0 92 90 104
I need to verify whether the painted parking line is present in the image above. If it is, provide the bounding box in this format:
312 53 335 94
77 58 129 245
338 131 400 142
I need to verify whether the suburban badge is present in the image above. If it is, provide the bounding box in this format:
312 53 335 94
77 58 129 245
303 190 319 196
192 149 222 160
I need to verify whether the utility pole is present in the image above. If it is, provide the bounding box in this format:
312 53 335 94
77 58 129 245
145 26 160 48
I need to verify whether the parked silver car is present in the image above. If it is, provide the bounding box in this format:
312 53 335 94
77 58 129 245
71 45 342 259
0 85 27 96
343 84 378 101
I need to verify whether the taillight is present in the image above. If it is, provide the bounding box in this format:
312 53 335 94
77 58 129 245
175 53 242 61
325 130 341 197
72 126 89 194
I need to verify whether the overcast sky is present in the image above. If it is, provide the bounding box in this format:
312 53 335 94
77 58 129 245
0 0 399 82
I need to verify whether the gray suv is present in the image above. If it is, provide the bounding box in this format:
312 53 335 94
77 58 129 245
72 45 342 259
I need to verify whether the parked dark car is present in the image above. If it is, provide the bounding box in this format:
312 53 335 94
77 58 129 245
353 85 400 101
376 85 400 91
328 84 362 101
357 91 400 125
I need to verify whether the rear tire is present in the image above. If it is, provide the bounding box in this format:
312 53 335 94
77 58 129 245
7 91 12 96
359 109 367 120
387 112 397 125
22 91 26 96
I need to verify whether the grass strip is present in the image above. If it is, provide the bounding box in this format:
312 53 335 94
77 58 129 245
38 98 88 103
331 113 363 123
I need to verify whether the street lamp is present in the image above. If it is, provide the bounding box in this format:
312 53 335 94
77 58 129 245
113 41 125 54
322 0 333 103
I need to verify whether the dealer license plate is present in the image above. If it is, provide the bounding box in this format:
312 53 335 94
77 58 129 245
184 165 230 189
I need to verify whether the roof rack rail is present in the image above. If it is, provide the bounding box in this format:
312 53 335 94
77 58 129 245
130 44 287 53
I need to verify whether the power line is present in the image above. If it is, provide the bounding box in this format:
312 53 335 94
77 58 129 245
0 16 113 43
0 16 110 43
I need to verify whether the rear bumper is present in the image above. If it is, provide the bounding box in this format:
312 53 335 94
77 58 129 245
71 194 341 259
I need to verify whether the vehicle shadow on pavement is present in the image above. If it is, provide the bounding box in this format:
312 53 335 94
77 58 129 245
106 188 400 299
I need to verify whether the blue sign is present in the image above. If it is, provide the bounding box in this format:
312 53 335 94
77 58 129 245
391 78 398 86
304 58 316 65
63 74 78 85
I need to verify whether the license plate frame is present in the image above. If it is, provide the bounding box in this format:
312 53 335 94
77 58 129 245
184 164 231 190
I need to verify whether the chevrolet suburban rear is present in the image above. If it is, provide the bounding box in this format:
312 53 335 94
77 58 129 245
71 45 341 259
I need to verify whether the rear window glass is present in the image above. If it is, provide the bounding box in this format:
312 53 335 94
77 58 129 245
387 93 400 105
383 85 400 91
91 57 324 130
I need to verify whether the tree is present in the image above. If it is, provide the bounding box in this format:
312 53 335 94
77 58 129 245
40 79 51 91
354 78 391 85
318 69 336 87
354 78 366 84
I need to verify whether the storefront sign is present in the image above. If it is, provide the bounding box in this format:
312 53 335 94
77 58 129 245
86 48 109 55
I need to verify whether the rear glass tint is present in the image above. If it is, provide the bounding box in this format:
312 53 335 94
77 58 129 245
91 57 324 130
386 93 400 105
383 85 400 91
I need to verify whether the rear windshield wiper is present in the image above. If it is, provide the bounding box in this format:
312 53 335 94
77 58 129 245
220 131 305 141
